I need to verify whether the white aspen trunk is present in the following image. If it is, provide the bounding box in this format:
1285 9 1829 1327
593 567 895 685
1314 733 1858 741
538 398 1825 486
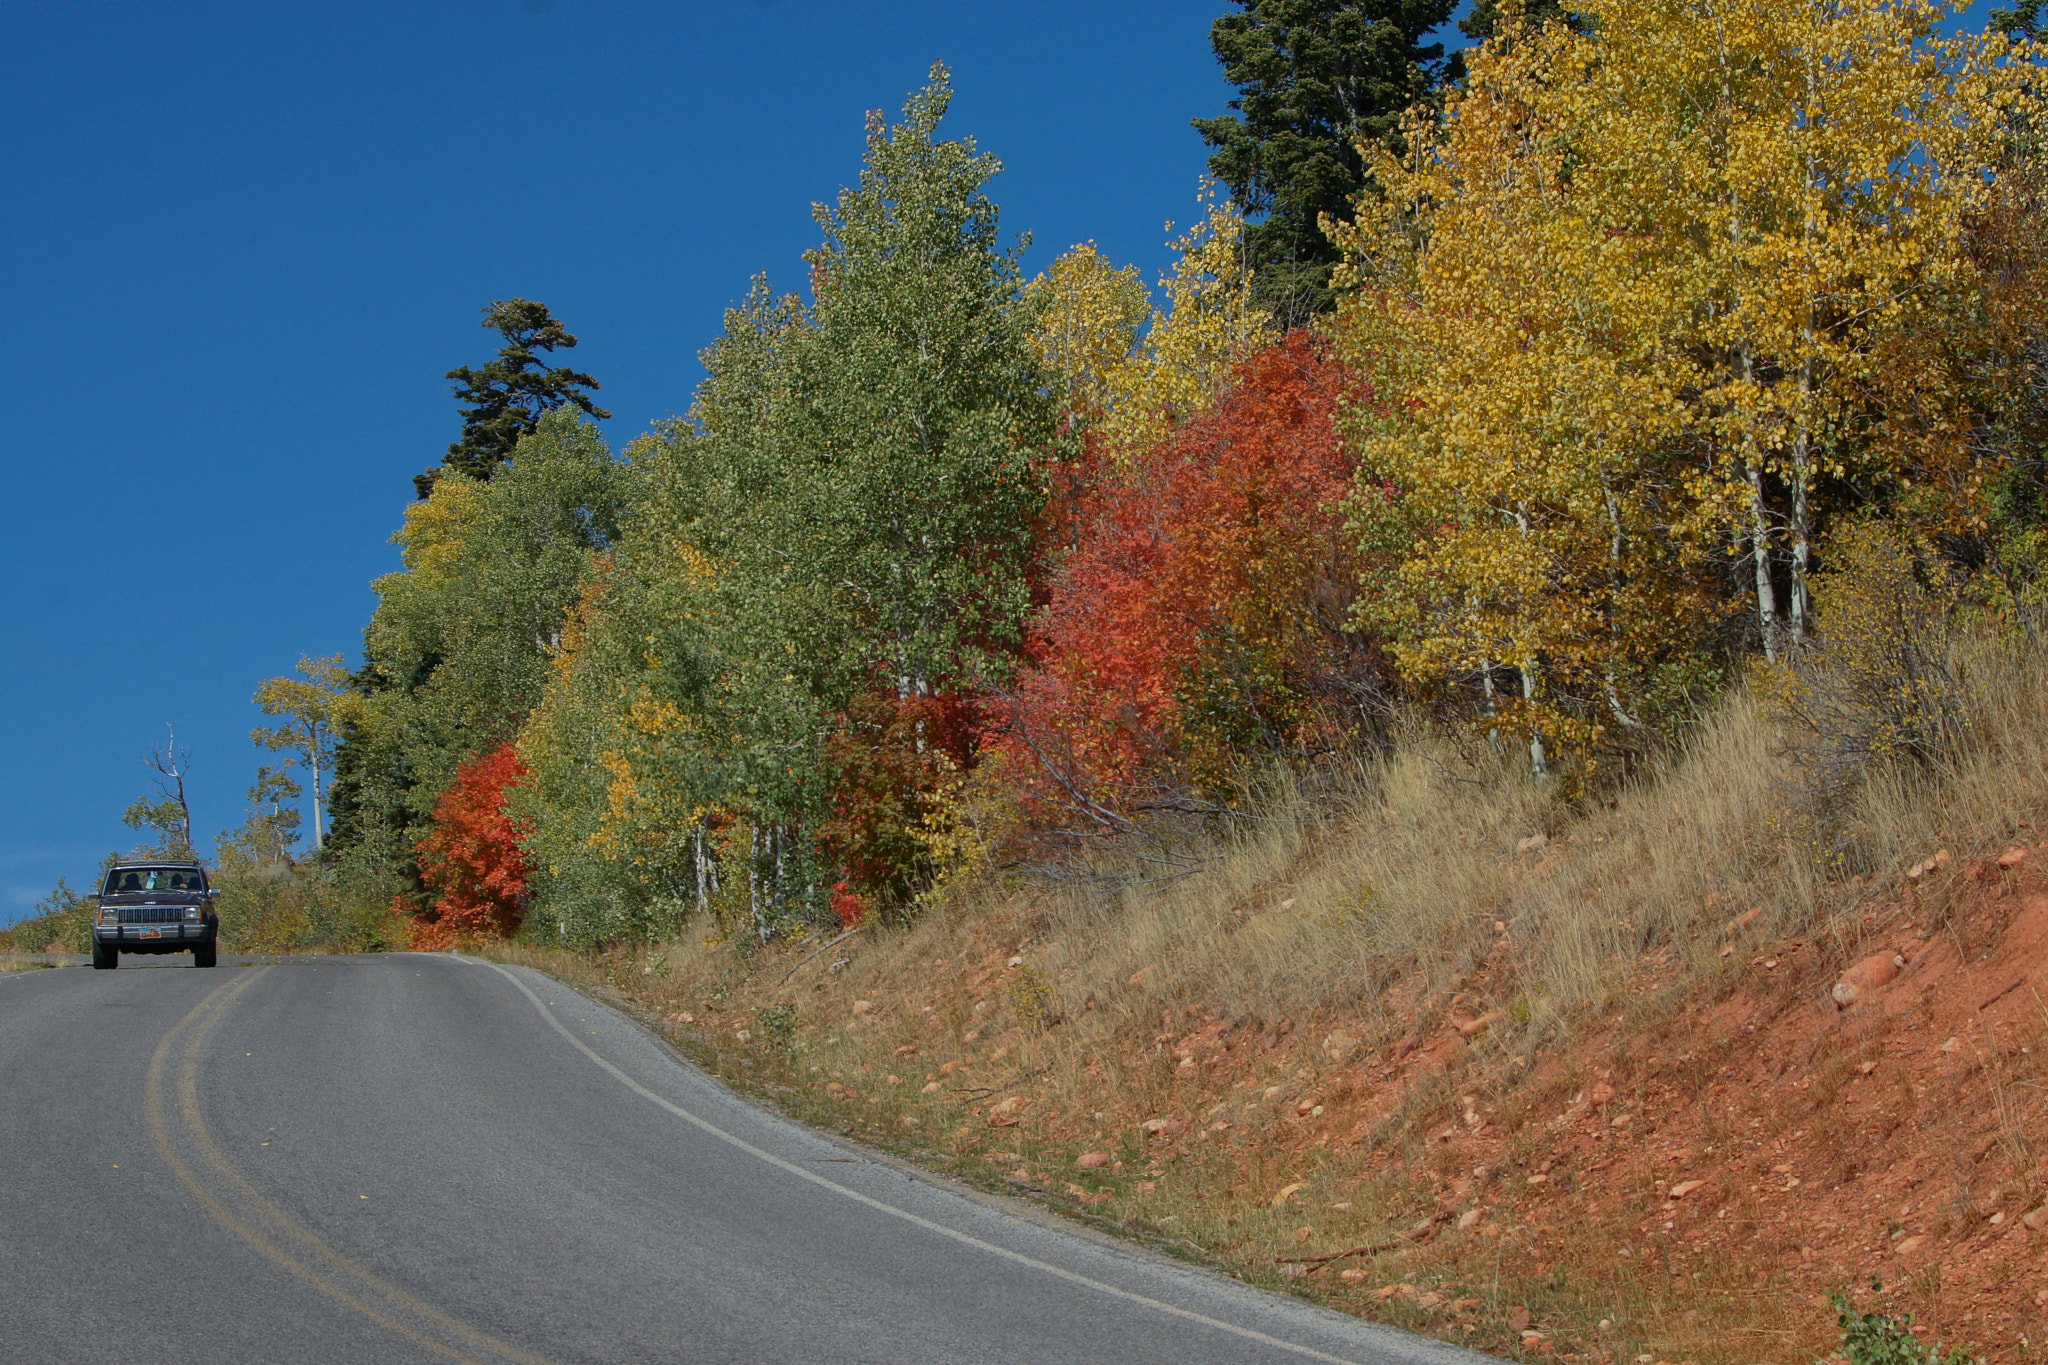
1749 459 1779 665
693 825 708 917
1789 382 1812 647
310 741 324 851
1601 483 1642 729
1521 663 1549 781
749 823 767 944
1722 27 1780 664
1481 656 1500 753
773 823 786 915
1789 40 1820 646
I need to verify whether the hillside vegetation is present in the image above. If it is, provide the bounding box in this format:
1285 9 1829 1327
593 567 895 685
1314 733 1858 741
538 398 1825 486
17 4 2048 1359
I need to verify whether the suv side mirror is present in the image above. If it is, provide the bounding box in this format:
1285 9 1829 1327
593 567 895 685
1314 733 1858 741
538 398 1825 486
204 888 222 901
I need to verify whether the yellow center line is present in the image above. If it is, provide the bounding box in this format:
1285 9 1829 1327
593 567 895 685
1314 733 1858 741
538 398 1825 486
146 967 550 1365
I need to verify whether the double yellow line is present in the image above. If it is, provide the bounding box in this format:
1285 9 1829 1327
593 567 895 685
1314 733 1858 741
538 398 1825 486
145 967 551 1365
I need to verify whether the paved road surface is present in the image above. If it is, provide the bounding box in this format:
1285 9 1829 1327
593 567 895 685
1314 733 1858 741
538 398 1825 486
0 954 1502 1364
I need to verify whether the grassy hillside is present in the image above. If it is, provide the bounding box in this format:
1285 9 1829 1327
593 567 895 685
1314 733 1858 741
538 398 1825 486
493 626 2048 1364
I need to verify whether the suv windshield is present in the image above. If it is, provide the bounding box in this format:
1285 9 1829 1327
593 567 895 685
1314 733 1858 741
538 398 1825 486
103 867 205 895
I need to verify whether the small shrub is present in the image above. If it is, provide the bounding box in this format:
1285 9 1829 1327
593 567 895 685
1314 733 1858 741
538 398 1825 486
1005 963 1057 1026
1821 1291 1977 1365
1754 520 1972 831
754 1002 796 1052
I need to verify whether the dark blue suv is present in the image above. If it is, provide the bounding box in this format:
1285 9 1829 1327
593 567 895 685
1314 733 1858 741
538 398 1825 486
92 861 219 969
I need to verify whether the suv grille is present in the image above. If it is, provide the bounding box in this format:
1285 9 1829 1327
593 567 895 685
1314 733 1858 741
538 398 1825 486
116 906 191 925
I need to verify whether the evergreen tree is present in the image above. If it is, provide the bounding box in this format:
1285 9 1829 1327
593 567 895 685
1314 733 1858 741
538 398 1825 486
1193 0 1455 324
1457 0 1581 43
417 299 610 497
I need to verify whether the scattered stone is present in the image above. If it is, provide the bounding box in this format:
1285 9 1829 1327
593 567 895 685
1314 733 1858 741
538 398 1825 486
1458 1207 1485 1230
898 1116 919 1129
1894 1235 1927 1255
1127 967 1149 985
1669 1179 1707 1199
1939 1036 1961 1054
850 999 875 1016
1507 1305 1535 1332
2023 1205 2048 1231
1330 1202 1352 1213
1141 1117 1186 1138
1858 1060 1879 1075
1526 1174 1549 1187
1516 834 1549 854
1832 953 1905 1008
2000 847 2028 869
1076 1151 1110 1170
885 1074 903 1086
1416 1290 1444 1310
1339 1268 1368 1285
1295 1100 1316 1116
1294 1226 1313 1244
735 1029 751 1043
921 1081 942 1094
1935 849 1952 870
938 1061 958 1077
1006 955 1023 967
1520 1331 1546 1348
1588 1081 1615 1108
1376 1283 1416 1302
1322 1030 1360 1064
1278 1264 1306 1281
1273 1182 1306 1207
1724 906 1763 934
1459 1011 1501 1039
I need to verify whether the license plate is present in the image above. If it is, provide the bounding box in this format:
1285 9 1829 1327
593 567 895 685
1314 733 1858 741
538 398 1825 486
140 928 161 939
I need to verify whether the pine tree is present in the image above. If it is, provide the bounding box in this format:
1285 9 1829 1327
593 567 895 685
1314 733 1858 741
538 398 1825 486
417 299 610 497
1193 0 1455 324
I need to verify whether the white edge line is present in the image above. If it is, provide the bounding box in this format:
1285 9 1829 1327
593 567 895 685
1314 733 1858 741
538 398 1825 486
464 954 1487 1365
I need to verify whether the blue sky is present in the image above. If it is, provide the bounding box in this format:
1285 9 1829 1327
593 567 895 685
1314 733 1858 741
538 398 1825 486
0 1 2009 924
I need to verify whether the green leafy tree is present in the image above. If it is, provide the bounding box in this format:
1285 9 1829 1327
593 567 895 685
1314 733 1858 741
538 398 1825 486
416 299 611 497
333 412 626 882
1193 0 1455 322
251 653 346 850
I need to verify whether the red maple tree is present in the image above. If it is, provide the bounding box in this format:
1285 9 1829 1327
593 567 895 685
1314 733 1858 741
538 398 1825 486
995 332 1371 824
401 743 531 950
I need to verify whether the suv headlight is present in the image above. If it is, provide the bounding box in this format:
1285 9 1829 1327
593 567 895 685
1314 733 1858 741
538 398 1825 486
184 906 200 921
98 907 116 926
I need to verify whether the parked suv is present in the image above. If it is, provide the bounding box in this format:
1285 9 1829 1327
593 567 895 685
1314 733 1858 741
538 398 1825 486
92 860 219 969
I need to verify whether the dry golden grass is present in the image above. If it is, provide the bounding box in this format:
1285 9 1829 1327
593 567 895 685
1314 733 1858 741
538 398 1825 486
485 623 2048 1363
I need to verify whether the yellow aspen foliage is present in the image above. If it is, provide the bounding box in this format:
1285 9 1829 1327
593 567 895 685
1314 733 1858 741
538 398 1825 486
1333 0 2041 770
1028 187 1274 460
1022 241 1149 430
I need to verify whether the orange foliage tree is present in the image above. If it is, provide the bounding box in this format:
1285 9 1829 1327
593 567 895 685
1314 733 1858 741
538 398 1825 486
401 743 531 949
995 332 1376 828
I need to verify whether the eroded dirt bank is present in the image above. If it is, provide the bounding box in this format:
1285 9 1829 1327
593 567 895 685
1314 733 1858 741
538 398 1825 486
497 839 2048 1364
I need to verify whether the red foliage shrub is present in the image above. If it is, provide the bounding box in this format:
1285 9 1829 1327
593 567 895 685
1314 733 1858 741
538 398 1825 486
403 743 530 950
995 332 1372 820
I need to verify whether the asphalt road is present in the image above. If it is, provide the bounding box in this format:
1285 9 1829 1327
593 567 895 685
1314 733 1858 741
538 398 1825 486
0 954 1502 1365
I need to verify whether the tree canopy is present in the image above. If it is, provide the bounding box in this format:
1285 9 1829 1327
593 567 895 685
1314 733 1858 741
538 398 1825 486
418 299 610 497
1193 0 1455 322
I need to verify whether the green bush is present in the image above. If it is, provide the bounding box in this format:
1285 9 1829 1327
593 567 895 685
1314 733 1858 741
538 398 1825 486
1822 1292 1977 1365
